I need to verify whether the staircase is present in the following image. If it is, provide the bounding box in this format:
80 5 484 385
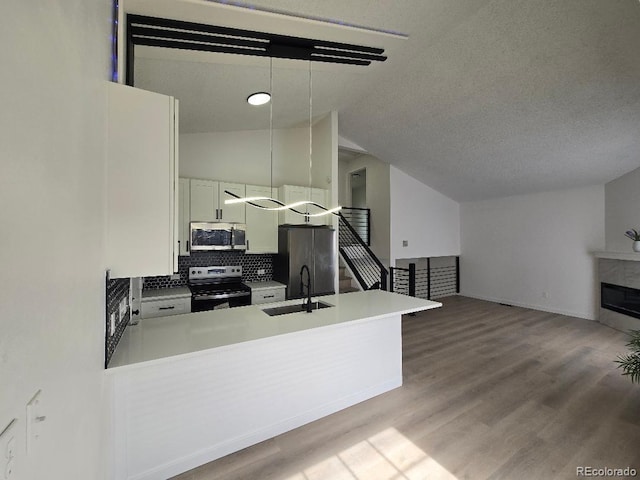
337 212 388 291
339 264 359 293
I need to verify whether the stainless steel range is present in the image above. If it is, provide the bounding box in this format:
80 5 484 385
188 266 251 312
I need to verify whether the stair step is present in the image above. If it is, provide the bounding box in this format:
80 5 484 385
339 286 359 293
339 278 353 289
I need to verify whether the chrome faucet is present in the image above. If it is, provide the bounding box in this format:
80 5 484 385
300 264 312 313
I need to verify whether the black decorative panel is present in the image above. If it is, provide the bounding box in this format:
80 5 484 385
105 277 130 367
142 253 274 290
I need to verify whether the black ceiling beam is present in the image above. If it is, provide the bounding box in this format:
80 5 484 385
127 14 386 65
132 36 371 66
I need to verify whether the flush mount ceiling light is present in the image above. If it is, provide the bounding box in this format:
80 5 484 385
247 92 270 106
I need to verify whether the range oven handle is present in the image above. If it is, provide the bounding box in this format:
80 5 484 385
192 291 250 301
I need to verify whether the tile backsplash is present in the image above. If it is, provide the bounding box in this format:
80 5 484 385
105 277 130 367
142 252 275 290
105 252 274 367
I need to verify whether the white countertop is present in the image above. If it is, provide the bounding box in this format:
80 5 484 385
244 280 286 290
141 286 191 301
107 290 441 371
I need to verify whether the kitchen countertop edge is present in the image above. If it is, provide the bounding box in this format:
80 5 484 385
106 291 441 373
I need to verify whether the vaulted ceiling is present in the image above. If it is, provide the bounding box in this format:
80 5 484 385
133 0 640 202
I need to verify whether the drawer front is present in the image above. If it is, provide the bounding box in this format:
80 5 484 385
252 288 286 305
141 298 191 318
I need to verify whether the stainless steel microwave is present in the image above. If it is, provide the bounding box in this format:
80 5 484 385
190 222 246 251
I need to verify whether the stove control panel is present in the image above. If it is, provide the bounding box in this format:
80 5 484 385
189 265 242 281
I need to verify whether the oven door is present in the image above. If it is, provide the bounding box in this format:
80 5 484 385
191 291 251 312
190 222 233 251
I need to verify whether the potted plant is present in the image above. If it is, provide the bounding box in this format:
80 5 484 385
624 229 640 252
616 330 640 383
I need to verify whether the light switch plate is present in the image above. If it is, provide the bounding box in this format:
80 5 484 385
26 390 44 455
110 313 116 336
402 240 408 247
258 269 265 275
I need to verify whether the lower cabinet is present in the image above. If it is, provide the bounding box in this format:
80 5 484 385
140 288 191 319
247 282 286 305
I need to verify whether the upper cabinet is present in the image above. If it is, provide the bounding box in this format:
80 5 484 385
245 185 278 254
106 83 179 278
278 185 330 226
189 180 245 224
177 178 190 256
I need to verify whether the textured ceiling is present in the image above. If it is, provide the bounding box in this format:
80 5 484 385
136 0 640 201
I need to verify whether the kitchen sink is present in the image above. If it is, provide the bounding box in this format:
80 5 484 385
262 301 333 317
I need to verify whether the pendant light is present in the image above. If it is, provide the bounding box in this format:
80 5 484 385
224 58 341 218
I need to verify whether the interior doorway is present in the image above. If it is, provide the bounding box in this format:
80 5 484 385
350 168 367 208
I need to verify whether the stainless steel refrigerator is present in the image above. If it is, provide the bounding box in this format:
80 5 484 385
274 226 336 299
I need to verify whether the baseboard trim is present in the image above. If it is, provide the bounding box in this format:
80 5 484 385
460 292 596 321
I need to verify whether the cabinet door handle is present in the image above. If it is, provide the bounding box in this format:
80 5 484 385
215 209 219 220
158 306 175 311
247 240 249 250
186 241 189 252
219 208 223 219
178 240 181 252
264 294 274 299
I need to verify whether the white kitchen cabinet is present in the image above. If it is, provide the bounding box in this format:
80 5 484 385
140 287 191 319
189 179 245 223
246 282 286 304
309 188 328 226
190 179 218 222
245 184 278 254
178 178 190 255
278 185 330 226
278 184 309 225
219 182 246 223
106 82 179 278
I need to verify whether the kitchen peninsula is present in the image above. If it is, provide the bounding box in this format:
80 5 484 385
106 290 441 480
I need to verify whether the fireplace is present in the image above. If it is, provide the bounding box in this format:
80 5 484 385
601 282 640 321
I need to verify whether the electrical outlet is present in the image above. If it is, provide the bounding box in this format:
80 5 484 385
402 240 408 247
119 298 127 319
258 269 265 275
170 273 181 281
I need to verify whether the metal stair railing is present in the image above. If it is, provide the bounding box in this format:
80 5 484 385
340 207 370 246
338 212 388 291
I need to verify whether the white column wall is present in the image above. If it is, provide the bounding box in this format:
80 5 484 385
0 1 110 479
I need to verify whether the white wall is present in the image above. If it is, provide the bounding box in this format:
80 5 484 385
0 2 109 479
605 166 640 252
389 166 460 264
460 185 605 320
180 120 332 191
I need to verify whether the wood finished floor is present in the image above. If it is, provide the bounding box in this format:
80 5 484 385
172 296 640 480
